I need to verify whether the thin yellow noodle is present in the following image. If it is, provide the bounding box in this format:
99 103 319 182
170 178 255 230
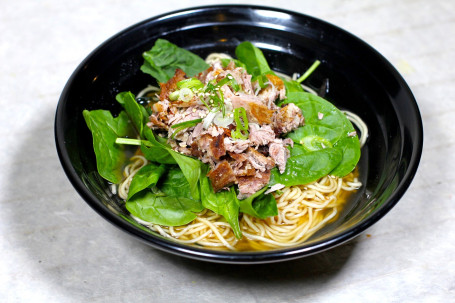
242 215 261 233
136 85 160 98
195 217 236 250
114 54 368 251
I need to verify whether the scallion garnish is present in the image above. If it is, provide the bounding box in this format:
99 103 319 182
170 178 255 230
178 88 193 102
227 74 240 91
177 78 204 90
232 107 249 140
170 118 203 139
169 90 180 101
171 118 203 129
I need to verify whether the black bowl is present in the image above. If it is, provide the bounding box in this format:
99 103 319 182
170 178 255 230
55 5 423 264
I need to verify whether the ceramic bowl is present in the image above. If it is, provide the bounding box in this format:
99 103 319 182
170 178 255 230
55 5 423 263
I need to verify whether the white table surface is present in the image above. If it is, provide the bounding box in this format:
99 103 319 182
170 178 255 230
1 0 454 302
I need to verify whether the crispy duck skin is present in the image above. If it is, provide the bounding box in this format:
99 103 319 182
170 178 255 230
159 68 186 101
207 160 237 192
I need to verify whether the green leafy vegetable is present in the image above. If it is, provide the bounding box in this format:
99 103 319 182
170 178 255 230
300 135 333 151
220 58 247 70
126 191 203 226
168 149 202 201
269 148 343 187
141 127 177 164
285 92 348 146
330 133 361 176
283 91 361 177
200 175 242 239
158 167 195 200
127 163 166 200
83 110 135 183
141 39 209 83
235 41 271 77
84 40 363 241
283 79 305 93
116 91 148 137
239 187 278 219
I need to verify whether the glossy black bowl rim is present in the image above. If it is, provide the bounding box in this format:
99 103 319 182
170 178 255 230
55 4 423 264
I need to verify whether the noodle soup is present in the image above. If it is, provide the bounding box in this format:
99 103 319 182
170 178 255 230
83 40 366 251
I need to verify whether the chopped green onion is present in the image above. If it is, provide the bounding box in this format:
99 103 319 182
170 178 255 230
169 90 179 101
216 77 230 87
199 74 240 117
297 60 321 83
214 73 240 92
218 88 225 116
170 118 203 129
170 118 203 139
179 88 193 102
234 107 248 131
232 107 249 140
177 78 204 90
227 74 240 91
232 129 248 140
171 125 189 139
204 82 226 116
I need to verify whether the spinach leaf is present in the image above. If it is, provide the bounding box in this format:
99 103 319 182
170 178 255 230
141 127 176 164
116 91 147 137
239 187 278 219
126 191 203 226
220 58 247 70
141 39 210 83
168 149 202 200
283 79 305 93
127 163 166 200
143 127 202 200
141 144 177 164
83 110 135 183
235 41 271 77
284 92 347 147
283 91 361 177
158 167 194 200
331 133 361 176
269 147 343 187
200 174 242 239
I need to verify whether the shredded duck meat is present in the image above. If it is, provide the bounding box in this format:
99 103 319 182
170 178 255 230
147 60 304 198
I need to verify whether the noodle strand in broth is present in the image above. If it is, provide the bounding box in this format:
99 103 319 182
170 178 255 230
116 52 367 251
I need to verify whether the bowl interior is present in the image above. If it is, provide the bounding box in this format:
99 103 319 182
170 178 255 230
55 5 422 263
